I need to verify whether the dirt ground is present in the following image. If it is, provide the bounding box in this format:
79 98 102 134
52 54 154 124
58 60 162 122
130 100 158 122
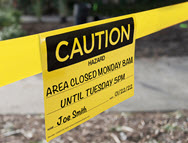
0 110 188 143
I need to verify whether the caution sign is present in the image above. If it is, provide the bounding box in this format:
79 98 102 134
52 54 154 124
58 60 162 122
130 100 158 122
40 16 135 142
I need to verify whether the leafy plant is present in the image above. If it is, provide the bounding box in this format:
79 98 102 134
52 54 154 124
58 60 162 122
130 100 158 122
0 24 26 40
0 6 26 40
0 8 21 27
180 23 188 29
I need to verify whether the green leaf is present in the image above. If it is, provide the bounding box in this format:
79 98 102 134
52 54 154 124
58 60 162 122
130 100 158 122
179 23 188 29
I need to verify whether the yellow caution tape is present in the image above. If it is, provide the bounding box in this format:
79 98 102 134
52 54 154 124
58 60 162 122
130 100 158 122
0 2 188 87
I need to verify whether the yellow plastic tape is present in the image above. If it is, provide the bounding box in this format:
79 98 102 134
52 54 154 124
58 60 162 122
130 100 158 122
0 2 188 87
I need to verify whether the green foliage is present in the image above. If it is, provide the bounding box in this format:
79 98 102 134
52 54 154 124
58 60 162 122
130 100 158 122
180 23 188 29
163 123 179 133
0 24 26 40
0 8 21 27
0 6 25 40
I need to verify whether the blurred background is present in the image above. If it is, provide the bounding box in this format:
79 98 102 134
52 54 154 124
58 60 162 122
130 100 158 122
0 0 188 40
0 0 188 143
